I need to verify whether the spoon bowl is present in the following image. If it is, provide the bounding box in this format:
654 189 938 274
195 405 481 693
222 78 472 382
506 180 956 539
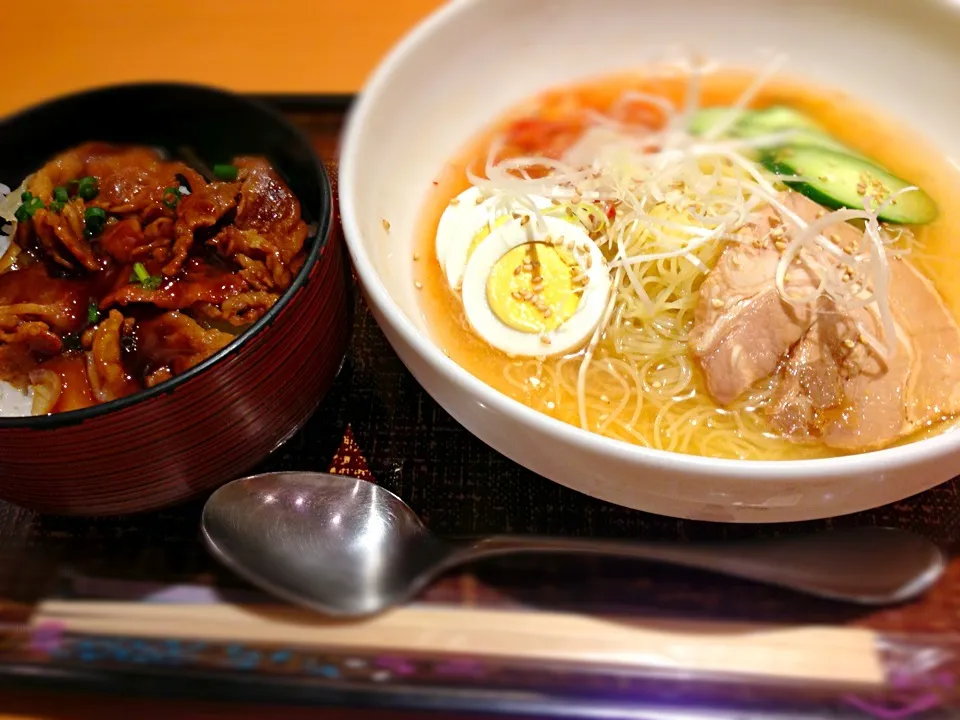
202 471 947 617
202 472 450 615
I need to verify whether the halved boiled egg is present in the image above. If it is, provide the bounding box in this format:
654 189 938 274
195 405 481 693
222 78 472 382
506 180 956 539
460 215 611 357
435 186 554 290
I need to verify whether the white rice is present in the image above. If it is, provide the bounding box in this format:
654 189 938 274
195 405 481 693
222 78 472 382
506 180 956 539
0 180 35 417
0 384 33 417
0 182 11 257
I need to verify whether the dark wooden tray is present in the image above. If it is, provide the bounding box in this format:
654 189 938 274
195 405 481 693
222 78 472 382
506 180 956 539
0 97 958 720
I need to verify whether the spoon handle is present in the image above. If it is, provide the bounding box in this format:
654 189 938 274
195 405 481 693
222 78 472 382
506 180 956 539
451 527 943 605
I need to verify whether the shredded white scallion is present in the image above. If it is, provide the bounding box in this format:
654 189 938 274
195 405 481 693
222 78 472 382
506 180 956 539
464 56 912 430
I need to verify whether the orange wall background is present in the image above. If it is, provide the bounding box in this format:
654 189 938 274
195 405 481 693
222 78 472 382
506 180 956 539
0 0 446 117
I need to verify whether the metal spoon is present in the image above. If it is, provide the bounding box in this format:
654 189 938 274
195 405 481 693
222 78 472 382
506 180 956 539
201 471 946 617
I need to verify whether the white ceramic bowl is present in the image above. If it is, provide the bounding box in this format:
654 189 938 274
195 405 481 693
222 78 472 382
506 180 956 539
339 0 960 522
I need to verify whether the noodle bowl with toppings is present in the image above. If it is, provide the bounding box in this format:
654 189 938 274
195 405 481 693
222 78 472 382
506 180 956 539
412 63 960 461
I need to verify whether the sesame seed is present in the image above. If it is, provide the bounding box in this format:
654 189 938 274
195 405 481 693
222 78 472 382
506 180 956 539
581 276 590 286
775 240 787 251
512 212 522 220
652 380 662 388
540 335 552 345
475 196 484 205
450 197 460 206
546 401 555 409
513 266 522 276
414 281 422 290
522 263 533 272
600 394 610 403
586 256 593 269
710 298 724 309
531 260 541 268
543 308 553 318
843 338 855 349
571 194 582 204
511 291 522 301
382 219 391 231
532 275 543 283
520 215 530 226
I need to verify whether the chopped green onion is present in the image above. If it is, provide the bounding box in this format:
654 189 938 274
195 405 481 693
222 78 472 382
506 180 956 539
76 176 99 200
130 262 163 290
48 186 69 213
142 275 163 290
162 186 181 209
213 164 239 181
14 192 45 223
83 206 107 238
87 300 100 325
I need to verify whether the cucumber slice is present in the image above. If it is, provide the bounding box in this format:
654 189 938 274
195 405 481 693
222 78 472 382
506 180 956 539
764 146 939 225
775 129 852 154
736 107 852 154
688 105 853 154
687 107 749 136
735 106 822 136
689 105 819 138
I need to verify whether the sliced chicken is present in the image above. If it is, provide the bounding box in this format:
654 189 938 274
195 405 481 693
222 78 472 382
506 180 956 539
690 192 853 404
769 259 960 450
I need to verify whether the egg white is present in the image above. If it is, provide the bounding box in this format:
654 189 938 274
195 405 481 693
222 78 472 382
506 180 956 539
460 215 611 357
435 187 554 290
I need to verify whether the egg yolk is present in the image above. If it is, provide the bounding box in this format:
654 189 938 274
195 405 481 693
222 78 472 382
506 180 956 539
467 215 512 264
486 242 581 333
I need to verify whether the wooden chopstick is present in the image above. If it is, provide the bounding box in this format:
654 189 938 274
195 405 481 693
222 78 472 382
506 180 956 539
33 601 885 687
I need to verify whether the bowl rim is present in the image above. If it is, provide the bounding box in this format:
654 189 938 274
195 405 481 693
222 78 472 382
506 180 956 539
339 0 960 480
0 81 333 429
